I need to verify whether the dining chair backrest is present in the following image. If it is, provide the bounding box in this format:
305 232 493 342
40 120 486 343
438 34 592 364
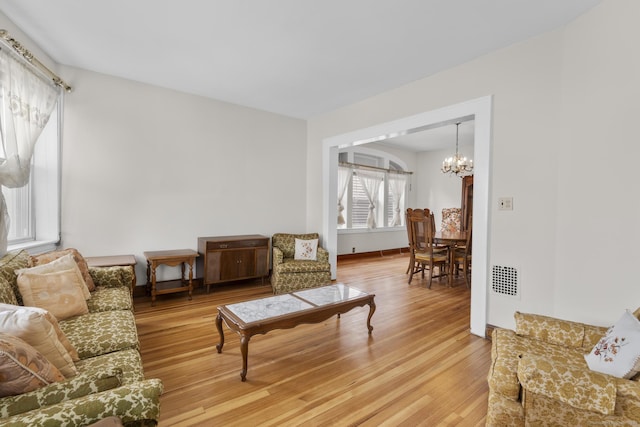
407 208 436 254
442 207 462 233
406 208 437 275
430 211 436 236
406 208 431 245
405 208 416 249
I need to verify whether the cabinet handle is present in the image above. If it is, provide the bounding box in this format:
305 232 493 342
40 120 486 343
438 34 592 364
219 244 228 249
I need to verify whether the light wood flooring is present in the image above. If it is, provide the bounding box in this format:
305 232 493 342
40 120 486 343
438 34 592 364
134 253 491 426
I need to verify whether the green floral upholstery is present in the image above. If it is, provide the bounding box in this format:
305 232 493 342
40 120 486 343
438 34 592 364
60 310 140 359
85 266 134 313
75 349 145 386
271 233 331 295
0 275 17 306
0 379 163 427
0 251 31 305
87 286 133 312
487 311 640 426
89 266 134 291
0 367 123 418
0 250 162 426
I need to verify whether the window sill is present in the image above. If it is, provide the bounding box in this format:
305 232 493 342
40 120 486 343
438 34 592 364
9 239 59 255
338 227 405 235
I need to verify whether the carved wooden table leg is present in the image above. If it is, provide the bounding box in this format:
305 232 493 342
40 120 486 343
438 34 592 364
240 335 250 382
215 313 224 353
150 261 157 307
367 298 376 334
187 260 193 301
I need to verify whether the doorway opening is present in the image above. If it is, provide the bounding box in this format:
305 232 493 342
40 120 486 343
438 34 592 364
322 96 492 337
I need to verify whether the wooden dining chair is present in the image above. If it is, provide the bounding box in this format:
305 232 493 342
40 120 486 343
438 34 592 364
453 223 472 289
405 208 429 274
407 209 449 287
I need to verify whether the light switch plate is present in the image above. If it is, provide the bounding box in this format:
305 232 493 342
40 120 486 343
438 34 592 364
498 197 513 211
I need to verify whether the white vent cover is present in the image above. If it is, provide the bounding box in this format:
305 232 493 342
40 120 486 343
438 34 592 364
492 265 519 297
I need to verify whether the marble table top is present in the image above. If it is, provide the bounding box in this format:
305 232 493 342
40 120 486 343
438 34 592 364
226 283 367 324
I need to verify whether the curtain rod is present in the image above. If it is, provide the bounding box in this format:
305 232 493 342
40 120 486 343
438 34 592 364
339 161 413 175
0 29 72 92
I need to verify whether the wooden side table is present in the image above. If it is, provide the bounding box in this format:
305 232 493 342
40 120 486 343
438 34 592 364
85 255 137 297
143 249 198 306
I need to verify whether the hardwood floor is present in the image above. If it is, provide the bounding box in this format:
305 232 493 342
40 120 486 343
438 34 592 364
134 253 491 426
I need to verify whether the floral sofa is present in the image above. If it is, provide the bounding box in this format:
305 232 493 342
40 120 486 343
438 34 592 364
487 311 640 426
271 233 331 295
0 250 163 427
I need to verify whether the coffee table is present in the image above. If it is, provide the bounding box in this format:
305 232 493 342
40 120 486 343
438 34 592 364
215 283 375 381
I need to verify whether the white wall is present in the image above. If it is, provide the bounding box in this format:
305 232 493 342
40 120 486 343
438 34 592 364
415 145 474 228
309 0 640 330
58 67 307 282
553 0 640 324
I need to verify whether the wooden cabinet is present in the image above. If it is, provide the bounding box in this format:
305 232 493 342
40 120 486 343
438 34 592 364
197 235 269 290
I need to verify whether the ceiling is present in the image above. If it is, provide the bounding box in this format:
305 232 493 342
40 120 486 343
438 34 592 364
0 0 600 122
380 117 475 153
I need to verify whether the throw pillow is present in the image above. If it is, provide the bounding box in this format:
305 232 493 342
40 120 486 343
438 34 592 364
17 269 89 321
18 253 91 300
0 303 78 362
294 238 319 261
32 248 96 292
585 310 640 379
0 304 78 377
0 333 65 398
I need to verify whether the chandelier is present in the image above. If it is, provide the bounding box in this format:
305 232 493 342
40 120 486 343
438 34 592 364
441 122 473 177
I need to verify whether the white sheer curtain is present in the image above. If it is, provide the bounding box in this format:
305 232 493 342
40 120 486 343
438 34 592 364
388 173 407 226
337 166 352 226
355 169 384 229
0 48 60 255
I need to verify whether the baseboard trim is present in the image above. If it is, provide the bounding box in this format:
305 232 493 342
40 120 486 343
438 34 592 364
485 324 498 340
337 247 409 261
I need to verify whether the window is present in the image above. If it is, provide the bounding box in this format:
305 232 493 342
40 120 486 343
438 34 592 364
350 173 373 228
5 102 61 252
338 149 408 230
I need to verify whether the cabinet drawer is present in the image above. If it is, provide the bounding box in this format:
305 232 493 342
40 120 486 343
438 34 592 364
205 239 267 250
198 235 270 287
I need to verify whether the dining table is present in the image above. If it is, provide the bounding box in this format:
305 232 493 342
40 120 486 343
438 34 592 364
433 230 468 286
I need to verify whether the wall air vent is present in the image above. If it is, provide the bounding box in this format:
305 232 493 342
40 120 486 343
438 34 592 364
492 265 519 297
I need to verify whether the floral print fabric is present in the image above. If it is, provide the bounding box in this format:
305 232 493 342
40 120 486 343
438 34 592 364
441 208 461 233
271 234 331 294
487 311 640 426
0 255 161 426
518 353 617 415
585 310 640 379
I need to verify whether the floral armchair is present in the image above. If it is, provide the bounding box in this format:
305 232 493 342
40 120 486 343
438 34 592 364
487 311 640 426
270 233 331 294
